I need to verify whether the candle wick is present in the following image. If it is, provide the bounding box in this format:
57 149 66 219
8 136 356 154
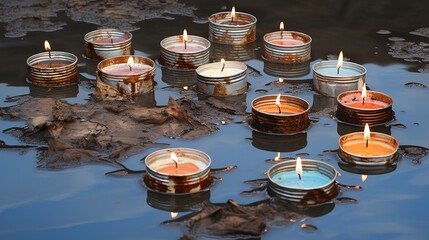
298 173 301 181
366 139 369 148
231 16 234 23
337 67 340 75
277 105 282 114
362 97 365 105
172 159 178 168
280 31 283 39
221 63 225 72
110 38 113 44
48 51 51 59
129 66 132 71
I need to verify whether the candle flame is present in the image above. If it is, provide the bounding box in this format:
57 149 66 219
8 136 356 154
280 21 284 31
170 152 178 162
127 56 134 71
278 77 284 83
231 6 236 21
336 51 343 72
362 83 367 103
296 157 303 177
171 212 178 218
183 29 188 43
275 93 281 108
44 40 51 52
274 152 280 161
364 123 371 142
362 175 368 182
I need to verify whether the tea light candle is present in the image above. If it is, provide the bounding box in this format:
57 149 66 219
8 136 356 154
268 158 338 203
196 59 247 96
160 29 210 69
336 84 394 125
84 28 132 60
338 124 399 165
144 148 212 194
209 6 257 45
27 40 78 87
251 94 310 134
263 22 312 63
313 51 367 97
97 55 155 95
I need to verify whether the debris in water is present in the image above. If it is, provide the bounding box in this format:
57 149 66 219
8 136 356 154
405 82 427 88
301 223 318 232
410 28 429 38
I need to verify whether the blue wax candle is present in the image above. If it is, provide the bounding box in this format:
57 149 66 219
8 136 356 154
316 67 361 77
272 170 331 189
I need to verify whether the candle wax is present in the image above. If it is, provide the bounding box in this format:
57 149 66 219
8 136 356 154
198 68 243 78
272 170 331 188
340 93 389 109
32 60 71 68
102 63 152 75
257 105 303 115
316 67 361 77
167 43 206 53
342 139 396 156
156 162 200 175
270 39 304 46
92 36 128 44
219 20 249 26
346 102 385 109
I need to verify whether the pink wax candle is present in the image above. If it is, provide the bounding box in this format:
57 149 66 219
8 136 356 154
270 39 305 46
101 63 152 75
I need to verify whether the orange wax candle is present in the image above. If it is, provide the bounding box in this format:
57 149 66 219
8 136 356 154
156 162 200 175
342 140 396 156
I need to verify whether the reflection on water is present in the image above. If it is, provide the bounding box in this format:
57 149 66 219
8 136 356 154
1 0 429 239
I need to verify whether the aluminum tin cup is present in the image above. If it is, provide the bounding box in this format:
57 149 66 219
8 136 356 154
84 29 133 61
263 60 310 78
338 132 399 165
268 159 338 204
196 61 247 96
210 42 256 61
251 131 307 152
313 60 367 97
263 31 312 63
336 90 394 126
160 65 197 87
146 190 210 212
208 11 257 45
251 95 310 134
97 55 155 95
159 35 210 69
143 148 212 194
27 51 78 87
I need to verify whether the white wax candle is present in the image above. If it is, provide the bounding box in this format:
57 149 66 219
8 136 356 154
198 67 243 78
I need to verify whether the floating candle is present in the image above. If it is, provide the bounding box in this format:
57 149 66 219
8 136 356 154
251 94 310 134
97 55 155 95
268 159 338 203
336 89 393 125
160 30 210 69
338 127 399 165
84 28 132 60
27 41 78 87
208 6 257 45
196 60 247 96
313 51 366 97
144 148 212 194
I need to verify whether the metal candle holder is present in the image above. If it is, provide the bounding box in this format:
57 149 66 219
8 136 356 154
97 55 155 95
84 28 133 61
313 60 367 97
268 159 338 204
143 148 212 194
336 90 394 126
262 31 312 63
208 11 257 45
159 35 210 69
27 51 78 87
338 132 399 165
251 95 310 134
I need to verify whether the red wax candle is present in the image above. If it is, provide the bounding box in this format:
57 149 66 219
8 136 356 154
156 162 200 175
32 60 71 68
102 63 152 75
92 36 128 44
270 39 304 46
341 93 388 110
